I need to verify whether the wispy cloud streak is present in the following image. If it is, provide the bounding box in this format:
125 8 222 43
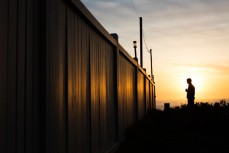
176 64 229 75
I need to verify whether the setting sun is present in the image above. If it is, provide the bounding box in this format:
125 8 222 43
82 0 229 107
180 72 203 94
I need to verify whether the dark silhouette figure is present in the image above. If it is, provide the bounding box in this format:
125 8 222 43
185 78 195 107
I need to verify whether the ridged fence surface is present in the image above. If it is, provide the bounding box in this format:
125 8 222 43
0 0 156 153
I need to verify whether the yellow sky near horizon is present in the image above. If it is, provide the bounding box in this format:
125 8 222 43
151 25 229 103
82 0 229 105
155 63 229 103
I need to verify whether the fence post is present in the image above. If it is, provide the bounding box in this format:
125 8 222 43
111 33 119 141
135 66 139 121
143 68 147 113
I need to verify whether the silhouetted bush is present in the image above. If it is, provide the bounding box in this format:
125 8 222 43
116 101 229 153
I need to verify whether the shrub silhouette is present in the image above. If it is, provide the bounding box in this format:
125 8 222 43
116 102 229 153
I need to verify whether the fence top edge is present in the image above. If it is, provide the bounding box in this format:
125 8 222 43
67 0 154 85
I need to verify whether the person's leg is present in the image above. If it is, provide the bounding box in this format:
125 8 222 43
188 99 194 107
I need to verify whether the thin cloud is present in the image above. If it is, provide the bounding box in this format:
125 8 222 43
176 64 229 75
95 1 119 9
82 0 229 44
81 0 229 101
81 0 229 73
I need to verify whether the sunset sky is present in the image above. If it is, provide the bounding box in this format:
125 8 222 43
81 0 229 106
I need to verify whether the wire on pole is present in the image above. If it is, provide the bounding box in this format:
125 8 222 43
130 0 140 17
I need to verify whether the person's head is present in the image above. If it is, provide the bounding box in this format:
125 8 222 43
187 78 192 84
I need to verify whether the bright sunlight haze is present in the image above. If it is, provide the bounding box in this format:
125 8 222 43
81 0 229 107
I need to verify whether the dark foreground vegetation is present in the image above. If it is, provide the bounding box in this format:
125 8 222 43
116 101 229 153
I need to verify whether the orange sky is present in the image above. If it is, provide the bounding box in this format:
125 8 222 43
82 0 229 106
156 64 229 104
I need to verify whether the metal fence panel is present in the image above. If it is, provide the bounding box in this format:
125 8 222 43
0 0 156 153
46 1 71 152
0 0 41 152
90 29 116 153
145 79 150 111
137 71 146 119
0 0 8 152
118 54 137 138
67 9 91 153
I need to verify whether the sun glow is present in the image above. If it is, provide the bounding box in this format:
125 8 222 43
179 67 206 100
181 74 202 91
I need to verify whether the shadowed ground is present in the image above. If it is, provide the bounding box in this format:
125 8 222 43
116 103 229 153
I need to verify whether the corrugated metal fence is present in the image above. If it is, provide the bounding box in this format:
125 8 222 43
0 0 156 153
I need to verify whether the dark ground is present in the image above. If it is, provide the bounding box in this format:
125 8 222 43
116 102 229 153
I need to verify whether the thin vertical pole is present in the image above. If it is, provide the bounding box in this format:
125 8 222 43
134 48 137 58
140 17 143 67
150 49 152 80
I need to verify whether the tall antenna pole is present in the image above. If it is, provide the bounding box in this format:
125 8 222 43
140 17 143 67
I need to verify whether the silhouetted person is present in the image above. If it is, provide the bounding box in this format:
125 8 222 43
185 78 195 107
